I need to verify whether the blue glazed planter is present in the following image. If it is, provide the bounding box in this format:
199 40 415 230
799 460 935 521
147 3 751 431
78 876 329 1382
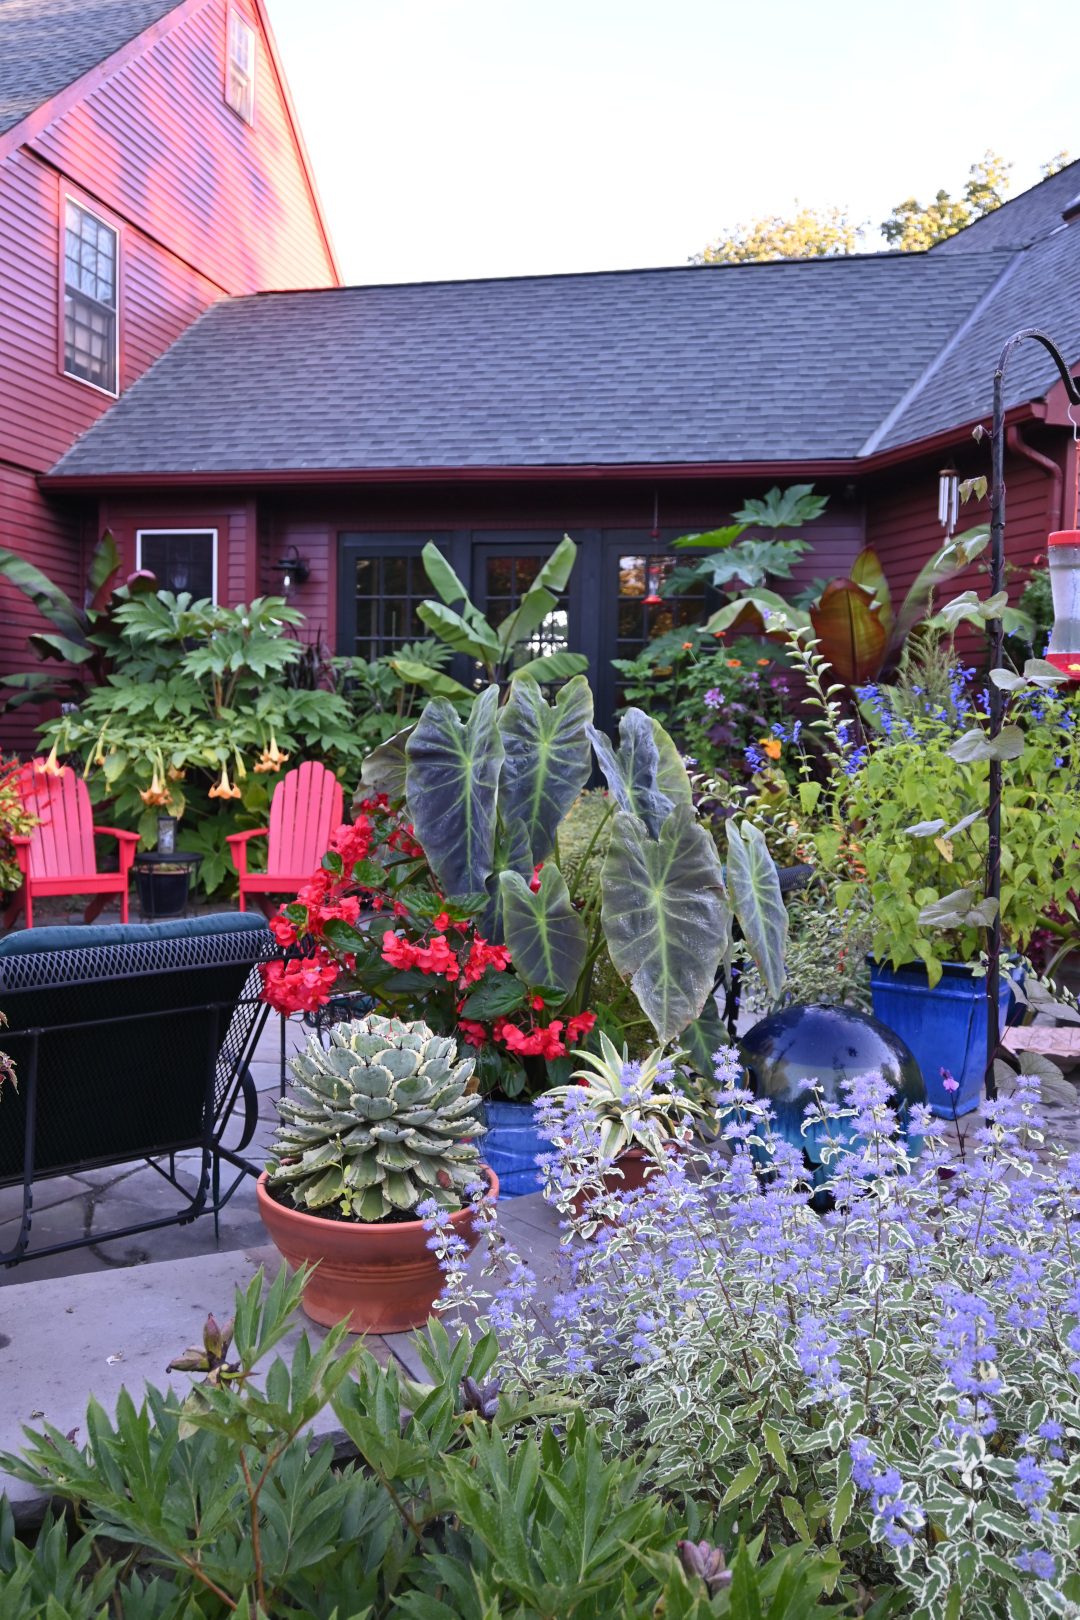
480 1100 545 1198
740 1003 927 1184
870 960 1013 1118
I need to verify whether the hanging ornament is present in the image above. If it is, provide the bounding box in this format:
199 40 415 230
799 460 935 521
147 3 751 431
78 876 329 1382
643 490 663 605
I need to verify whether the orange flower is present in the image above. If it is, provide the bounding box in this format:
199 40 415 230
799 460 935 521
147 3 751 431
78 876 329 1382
757 658 770 666
760 737 782 760
681 641 694 650
254 733 290 774
208 764 241 800
726 659 741 668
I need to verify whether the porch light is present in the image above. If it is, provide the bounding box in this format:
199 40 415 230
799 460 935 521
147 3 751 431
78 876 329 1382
938 468 959 535
1044 530 1080 678
275 546 310 590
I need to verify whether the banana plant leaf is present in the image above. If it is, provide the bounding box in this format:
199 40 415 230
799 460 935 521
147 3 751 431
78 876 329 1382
809 579 888 686
388 657 475 706
725 819 787 1004
0 546 88 648
495 587 559 654
26 632 96 665
86 530 122 613
406 686 504 898
532 534 577 594
587 709 675 840
705 589 811 638
849 547 895 638
420 541 471 606
416 599 502 665
358 724 415 802
499 863 587 995
600 804 732 1043
650 718 693 808
497 673 593 863
482 814 534 944
510 651 589 683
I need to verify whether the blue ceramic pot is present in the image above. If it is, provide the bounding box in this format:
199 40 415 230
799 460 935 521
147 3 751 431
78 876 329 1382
739 1003 927 1182
869 960 1013 1118
480 1100 545 1198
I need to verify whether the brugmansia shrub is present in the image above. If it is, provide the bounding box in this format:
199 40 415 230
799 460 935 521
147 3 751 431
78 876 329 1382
427 1052 1080 1618
267 1013 486 1218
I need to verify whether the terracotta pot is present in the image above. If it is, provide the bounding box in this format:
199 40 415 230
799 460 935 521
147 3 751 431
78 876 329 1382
256 1168 499 1334
570 1145 658 1219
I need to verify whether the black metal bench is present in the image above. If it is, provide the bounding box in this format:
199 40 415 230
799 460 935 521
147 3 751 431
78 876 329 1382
0 914 278 1266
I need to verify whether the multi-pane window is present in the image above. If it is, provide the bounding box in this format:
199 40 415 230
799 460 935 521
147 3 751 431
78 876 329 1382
137 531 216 603
225 9 256 123
616 553 706 661
484 555 569 667
351 555 431 660
64 201 117 394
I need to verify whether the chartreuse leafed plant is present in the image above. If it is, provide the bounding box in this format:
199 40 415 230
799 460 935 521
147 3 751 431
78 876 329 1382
546 1034 709 1160
427 1047 1080 1618
268 1013 486 1218
0 1262 842 1619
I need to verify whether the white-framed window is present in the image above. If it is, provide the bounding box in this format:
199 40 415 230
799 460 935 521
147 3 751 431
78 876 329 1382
63 198 118 395
225 9 256 124
136 531 218 604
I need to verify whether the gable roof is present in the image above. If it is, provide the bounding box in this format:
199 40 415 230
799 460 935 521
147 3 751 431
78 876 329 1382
930 157 1080 254
0 0 182 137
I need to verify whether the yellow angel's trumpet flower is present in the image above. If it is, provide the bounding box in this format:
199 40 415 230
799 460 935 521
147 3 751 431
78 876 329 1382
36 740 62 777
254 732 290 774
208 763 241 800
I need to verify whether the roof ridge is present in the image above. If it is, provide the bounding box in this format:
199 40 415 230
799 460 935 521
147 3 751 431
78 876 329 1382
856 250 1025 458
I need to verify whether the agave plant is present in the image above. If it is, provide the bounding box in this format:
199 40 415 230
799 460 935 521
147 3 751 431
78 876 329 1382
267 1013 487 1220
546 1034 708 1161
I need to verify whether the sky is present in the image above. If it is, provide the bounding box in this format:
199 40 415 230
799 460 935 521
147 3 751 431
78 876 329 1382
263 0 1079 289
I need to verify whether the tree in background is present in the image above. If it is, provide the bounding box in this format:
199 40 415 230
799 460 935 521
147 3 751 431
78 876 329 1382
691 201 863 263
693 150 1072 264
880 150 1012 250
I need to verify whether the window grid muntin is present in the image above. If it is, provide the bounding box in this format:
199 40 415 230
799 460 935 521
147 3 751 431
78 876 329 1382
63 200 117 394
352 554 432 661
484 554 569 667
226 10 255 123
136 531 218 605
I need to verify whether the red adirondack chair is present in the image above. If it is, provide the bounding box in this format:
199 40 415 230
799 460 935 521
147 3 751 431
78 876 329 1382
4 762 140 929
227 761 344 916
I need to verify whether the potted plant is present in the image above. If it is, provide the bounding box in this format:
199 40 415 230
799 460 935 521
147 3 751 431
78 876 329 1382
256 1012 497 1333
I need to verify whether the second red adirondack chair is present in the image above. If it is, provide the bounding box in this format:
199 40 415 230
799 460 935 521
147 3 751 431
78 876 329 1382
4 761 140 929
227 761 344 915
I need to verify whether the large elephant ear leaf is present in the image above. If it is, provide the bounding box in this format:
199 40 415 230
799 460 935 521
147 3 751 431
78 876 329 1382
650 718 693 808
725 819 787 1004
405 686 504 898
601 804 731 1043
587 709 674 840
499 865 587 995
681 995 728 1080
498 674 593 863
482 815 534 944
358 724 415 804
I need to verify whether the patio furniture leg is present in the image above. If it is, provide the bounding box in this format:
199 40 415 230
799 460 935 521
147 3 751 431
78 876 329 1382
84 895 107 924
2 884 24 931
1 1029 38 1266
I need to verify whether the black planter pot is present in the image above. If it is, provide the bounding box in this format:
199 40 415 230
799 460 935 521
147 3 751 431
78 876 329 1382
134 867 191 920
739 1002 927 1184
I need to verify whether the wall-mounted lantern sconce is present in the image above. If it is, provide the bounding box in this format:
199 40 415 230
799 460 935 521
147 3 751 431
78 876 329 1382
938 467 959 536
275 546 310 591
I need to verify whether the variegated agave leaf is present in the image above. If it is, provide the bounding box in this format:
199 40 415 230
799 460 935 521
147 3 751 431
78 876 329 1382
600 803 731 1043
587 708 674 840
499 862 587 995
725 819 787 1004
497 673 593 862
406 684 504 898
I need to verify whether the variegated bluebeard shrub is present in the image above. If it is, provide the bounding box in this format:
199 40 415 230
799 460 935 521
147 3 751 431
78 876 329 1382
425 1052 1080 1619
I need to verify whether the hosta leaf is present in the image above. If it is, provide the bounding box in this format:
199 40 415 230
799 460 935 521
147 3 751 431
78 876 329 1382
406 685 504 898
587 708 674 839
359 724 415 802
499 864 587 995
601 804 731 1042
726 820 787 1003
497 673 593 862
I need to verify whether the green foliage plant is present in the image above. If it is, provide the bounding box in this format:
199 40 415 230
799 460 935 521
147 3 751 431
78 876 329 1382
545 1033 709 1162
267 1013 486 1219
662 484 826 600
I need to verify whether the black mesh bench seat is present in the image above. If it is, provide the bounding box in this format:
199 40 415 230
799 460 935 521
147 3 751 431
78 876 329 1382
0 913 280 1266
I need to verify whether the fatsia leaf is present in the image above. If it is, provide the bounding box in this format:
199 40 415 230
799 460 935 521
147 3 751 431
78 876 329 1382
358 724 415 802
725 820 788 1003
848 546 895 637
499 864 587 995
497 673 593 862
809 579 888 685
650 718 694 807
406 686 504 898
673 522 750 549
733 483 828 530
510 651 589 683
601 804 731 1042
587 709 674 840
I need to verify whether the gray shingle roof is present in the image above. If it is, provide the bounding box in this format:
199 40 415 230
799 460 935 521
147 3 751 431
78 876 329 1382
931 159 1080 253
0 0 181 137
49 251 1019 476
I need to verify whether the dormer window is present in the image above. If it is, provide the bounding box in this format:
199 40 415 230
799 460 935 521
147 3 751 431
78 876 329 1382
225 10 255 124
63 199 117 395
